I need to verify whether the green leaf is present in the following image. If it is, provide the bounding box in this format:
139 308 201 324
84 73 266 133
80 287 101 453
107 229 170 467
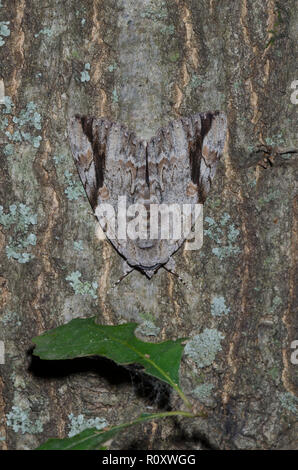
32 318 186 388
36 411 194 450
36 427 118 450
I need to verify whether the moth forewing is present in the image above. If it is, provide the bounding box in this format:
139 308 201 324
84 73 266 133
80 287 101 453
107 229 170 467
68 112 227 277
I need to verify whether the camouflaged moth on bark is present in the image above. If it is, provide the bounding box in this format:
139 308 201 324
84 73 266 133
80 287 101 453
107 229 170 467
68 112 227 278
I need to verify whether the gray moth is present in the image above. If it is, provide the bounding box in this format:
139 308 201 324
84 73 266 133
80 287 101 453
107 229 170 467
68 112 227 279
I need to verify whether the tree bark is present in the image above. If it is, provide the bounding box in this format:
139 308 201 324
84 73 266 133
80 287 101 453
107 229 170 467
0 0 297 450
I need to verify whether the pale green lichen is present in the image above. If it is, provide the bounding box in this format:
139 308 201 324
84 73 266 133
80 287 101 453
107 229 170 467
160 24 174 35
169 50 180 62
139 312 156 323
0 116 8 131
272 296 282 308
190 74 203 89
265 134 285 147
107 63 117 72
64 170 84 200
204 216 216 227
211 244 237 259
75 7 87 18
234 81 242 91
140 2 168 20
6 235 36 263
268 296 283 315
73 240 83 251
279 392 298 415
193 383 214 401
6 406 43 434
257 189 282 208
34 28 53 38
72 49 80 59
112 88 119 103
3 143 14 156
220 213 230 226
12 101 42 129
1 98 42 149
136 320 160 337
0 434 5 442
227 224 240 243
0 203 37 229
80 63 91 82
0 203 37 263
1 95 14 114
66 271 98 299
1 311 21 326
53 153 66 164
185 328 225 368
53 154 86 202
205 213 241 260
68 413 108 437
0 21 10 47
211 296 230 317
268 367 279 381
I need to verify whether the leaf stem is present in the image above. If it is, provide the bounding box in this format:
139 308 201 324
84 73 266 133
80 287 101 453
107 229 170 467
91 410 198 449
112 410 196 431
113 337 194 411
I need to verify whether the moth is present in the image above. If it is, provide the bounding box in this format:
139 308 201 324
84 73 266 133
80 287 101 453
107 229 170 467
68 112 227 279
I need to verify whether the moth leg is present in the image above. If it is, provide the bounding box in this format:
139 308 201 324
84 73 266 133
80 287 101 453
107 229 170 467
255 144 275 168
255 144 272 154
163 258 176 272
259 156 274 169
163 259 191 290
111 261 134 289
255 145 298 169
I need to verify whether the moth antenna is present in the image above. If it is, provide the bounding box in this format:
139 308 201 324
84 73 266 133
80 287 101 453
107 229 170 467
162 265 191 291
110 272 130 289
87 210 98 222
109 263 134 290
277 147 298 155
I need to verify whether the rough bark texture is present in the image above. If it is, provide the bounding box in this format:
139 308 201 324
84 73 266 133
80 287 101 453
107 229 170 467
0 0 297 450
